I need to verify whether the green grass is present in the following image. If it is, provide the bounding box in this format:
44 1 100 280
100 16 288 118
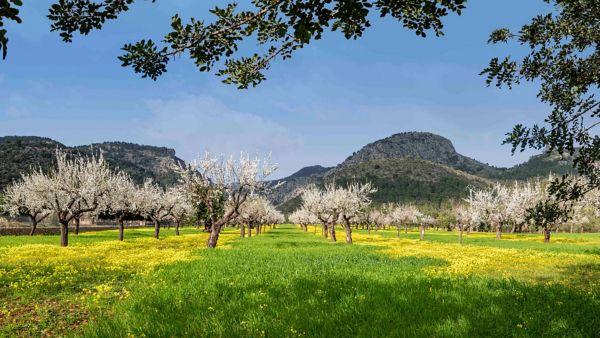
84 225 599 337
1 225 599 337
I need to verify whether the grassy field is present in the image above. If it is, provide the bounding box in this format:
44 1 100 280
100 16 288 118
1 225 599 337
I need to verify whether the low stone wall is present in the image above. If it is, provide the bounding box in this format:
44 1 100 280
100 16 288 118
0 225 151 236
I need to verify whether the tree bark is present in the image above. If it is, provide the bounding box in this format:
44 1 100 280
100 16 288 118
118 218 125 241
73 217 80 235
543 227 551 243
367 223 371 235
458 223 463 245
396 225 400 238
241 224 245 238
323 223 328 238
154 219 160 239
207 224 221 248
495 224 502 240
248 224 252 237
329 222 337 242
175 220 181 236
343 219 353 244
60 220 69 247
29 219 38 236
419 225 425 241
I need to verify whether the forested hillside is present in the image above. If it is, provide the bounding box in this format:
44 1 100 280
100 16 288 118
0 136 183 190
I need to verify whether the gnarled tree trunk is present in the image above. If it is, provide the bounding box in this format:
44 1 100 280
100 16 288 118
495 223 502 240
419 224 425 240
73 217 80 235
29 220 38 236
60 220 69 247
343 218 353 244
118 218 125 241
329 222 337 242
543 227 551 243
241 224 245 238
153 219 160 239
207 224 222 248
175 220 181 236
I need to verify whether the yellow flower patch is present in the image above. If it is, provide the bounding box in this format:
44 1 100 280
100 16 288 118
350 232 600 287
0 230 237 292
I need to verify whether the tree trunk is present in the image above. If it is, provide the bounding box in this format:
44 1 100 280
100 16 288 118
74 218 80 235
396 225 400 238
570 224 574 233
241 224 245 238
329 222 337 242
118 218 125 241
207 224 221 248
175 220 180 236
458 223 463 245
405 224 408 234
343 220 352 244
303 224 308 232
543 227 551 243
29 219 38 236
248 224 252 237
367 223 371 235
154 219 160 239
323 223 328 238
419 225 425 240
495 224 502 240
60 220 69 247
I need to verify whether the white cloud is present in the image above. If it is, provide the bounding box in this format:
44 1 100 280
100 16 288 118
141 95 304 176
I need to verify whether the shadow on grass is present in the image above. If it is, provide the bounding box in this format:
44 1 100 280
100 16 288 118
82 226 600 337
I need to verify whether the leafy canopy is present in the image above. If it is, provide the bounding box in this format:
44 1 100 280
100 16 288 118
482 0 600 221
1 0 465 88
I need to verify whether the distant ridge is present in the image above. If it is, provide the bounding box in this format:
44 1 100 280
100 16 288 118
0 133 575 212
0 136 184 190
270 132 575 213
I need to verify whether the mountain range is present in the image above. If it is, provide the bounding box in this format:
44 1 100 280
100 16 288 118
0 133 574 213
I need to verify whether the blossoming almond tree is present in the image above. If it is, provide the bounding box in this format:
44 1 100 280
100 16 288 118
289 208 317 232
238 195 269 237
100 171 142 241
338 182 376 244
168 187 194 236
40 150 112 247
3 172 52 236
136 179 179 239
178 152 279 248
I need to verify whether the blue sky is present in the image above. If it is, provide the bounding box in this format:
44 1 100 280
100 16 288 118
0 1 553 178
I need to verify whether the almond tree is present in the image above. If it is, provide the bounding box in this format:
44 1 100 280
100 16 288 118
301 183 345 242
290 208 317 232
169 188 194 236
390 204 421 237
238 195 269 237
100 171 140 241
420 215 436 241
136 179 178 239
3 172 52 235
301 184 330 238
39 150 112 247
338 182 376 244
454 205 476 244
178 152 279 248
